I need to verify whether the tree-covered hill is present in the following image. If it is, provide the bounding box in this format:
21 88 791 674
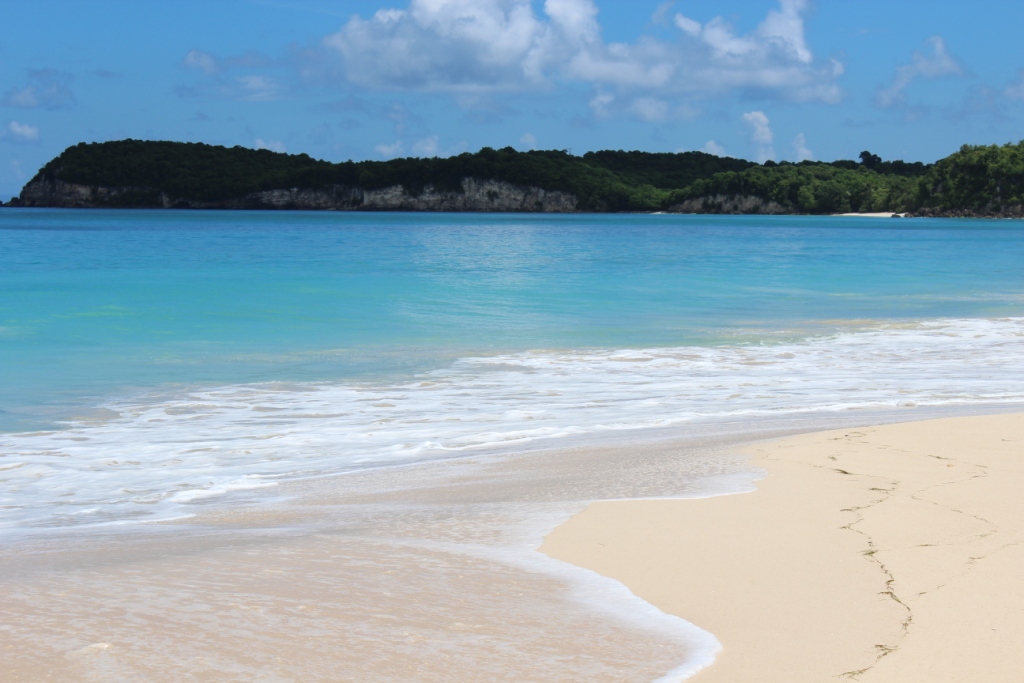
19 140 756 212
667 160 919 214
912 141 1024 215
12 137 1024 216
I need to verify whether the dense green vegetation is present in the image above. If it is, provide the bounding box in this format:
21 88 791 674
21 138 1024 215
671 144 1024 215
37 140 339 204
29 139 754 211
667 159 919 214
914 141 1024 213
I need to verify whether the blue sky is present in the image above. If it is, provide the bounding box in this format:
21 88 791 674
3 0 1024 198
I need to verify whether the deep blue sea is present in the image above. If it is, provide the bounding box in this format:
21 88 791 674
3 208 1024 530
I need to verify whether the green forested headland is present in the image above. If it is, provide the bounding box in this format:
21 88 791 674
14 138 1024 216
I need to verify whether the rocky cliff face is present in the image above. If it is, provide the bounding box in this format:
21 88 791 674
18 176 579 212
19 178 132 208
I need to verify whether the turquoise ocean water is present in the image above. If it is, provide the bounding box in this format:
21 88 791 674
3 208 1024 530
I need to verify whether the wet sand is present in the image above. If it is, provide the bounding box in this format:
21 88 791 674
543 413 1024 682
3 409 1020 682
0 426 752 683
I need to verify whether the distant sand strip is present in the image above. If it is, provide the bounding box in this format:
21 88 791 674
542 413 1024 682
834 211 906 217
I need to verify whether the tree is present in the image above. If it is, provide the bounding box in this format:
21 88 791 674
859 151 882 170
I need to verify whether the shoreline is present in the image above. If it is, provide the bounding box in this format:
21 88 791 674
541 412 1024 681
3 407 1023 681
834 211 905 217
2 205 1014 218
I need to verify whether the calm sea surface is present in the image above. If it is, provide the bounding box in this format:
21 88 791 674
2 208 1024 529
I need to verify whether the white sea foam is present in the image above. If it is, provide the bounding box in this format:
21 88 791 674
3 317 1024 529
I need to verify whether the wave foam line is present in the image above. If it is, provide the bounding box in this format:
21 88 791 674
3 317 1024 529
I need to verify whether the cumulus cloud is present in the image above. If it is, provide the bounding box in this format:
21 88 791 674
237 75 282 101
412 135 440 156
254 138 287 153
375 140 405 158
792 133 812 161
321 0 842 103
876 36 962 108
742 110 774 162
324 0 551 92
4 121 40 143
183 49 220 75
676 0 810 62
701 140 726 156
674 13 700 37
1 69 75 110
519 132 537 149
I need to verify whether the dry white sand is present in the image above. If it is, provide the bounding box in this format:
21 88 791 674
834 211 906 217
542 413 1024 682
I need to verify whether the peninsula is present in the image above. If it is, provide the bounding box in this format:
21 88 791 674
8 139 1024 217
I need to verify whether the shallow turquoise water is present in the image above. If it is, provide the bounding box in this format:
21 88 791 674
4 209 1024 530
3 209 1024 429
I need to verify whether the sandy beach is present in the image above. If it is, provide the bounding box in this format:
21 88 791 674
543 412 1024 681
834 212 906 217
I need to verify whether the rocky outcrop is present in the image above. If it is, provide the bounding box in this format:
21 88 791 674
19 178 139 208
18 176 579 212
361 178 577 212
666 194 789 215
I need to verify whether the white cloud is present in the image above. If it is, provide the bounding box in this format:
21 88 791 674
2 88 39 108
375 141 405 158
396 136 467 158
520 132 537 149
876 36 962 108
701 140 726 156
412 135 440 156
792 132 812 161
254 138 287 153
674 13 701 37
237 75 282 101
5 121 39 142
324 0 551 92
322 0 842 104
183 49 220 75
1 69 75 110
753 0 812 63
447 140 470 155
742 110 775 162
